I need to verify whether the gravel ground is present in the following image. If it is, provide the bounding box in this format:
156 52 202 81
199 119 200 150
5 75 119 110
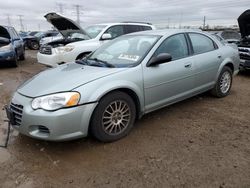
0 51 250 188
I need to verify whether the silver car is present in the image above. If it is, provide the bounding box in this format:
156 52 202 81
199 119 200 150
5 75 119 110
6 29 240 142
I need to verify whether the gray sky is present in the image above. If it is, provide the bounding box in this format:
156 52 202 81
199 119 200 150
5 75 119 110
0 0 249 31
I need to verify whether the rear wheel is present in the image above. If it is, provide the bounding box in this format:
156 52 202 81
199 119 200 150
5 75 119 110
211 66 233 98
11 54 18 67
90 91 136 142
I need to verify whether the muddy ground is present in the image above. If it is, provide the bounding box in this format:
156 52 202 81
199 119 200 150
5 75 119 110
0 51 250 188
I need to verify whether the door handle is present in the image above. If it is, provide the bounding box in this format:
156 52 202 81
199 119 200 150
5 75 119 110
218 55 222 59
184 63 192 68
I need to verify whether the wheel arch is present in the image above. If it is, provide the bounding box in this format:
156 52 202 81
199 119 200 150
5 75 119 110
101 88 142 119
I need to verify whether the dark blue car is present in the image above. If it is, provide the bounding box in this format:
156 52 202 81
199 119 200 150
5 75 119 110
0 25 25 67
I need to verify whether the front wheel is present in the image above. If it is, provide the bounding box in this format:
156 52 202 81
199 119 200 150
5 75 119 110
211 66 233 98
90 91 136 142
29 41 39 50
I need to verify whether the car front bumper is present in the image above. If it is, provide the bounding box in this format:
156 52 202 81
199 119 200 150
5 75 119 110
37 50 76 67
7 92 98 141
240 59 250 69
0 51 15 63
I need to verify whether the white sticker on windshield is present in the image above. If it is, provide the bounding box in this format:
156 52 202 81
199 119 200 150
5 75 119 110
118 54 140 62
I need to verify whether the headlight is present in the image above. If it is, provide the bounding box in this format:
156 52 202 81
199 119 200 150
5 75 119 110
31 92 80 111
54 45 74 54
0 44 12 52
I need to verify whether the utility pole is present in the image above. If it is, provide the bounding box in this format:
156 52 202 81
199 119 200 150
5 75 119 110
167 18 170 28
203 16 206 30
179 13 183 29
6 14 11 26
56 3 65 14
74 4 81 25
18 15 24 31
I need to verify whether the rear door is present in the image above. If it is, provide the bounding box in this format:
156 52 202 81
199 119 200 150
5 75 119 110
143 33 195 112
187 33 221 91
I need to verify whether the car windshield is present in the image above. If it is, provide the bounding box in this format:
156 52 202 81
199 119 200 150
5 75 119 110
34 32 44 38
86 35 160 68
85 25 107 38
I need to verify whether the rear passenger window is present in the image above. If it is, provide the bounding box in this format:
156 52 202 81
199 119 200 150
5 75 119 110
154 34 189 61
189 33 216 54
124 25 141 34
141 26 152 31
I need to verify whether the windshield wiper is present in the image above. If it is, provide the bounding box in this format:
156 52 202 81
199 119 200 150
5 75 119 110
88 58 115 68
75 58 89 65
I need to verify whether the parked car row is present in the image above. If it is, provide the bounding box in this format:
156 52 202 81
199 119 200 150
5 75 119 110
3 10 249 143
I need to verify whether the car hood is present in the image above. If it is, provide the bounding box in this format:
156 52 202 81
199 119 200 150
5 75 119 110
238 9 250 38
44 12 91 39
17 63 126 98
22 35 36 40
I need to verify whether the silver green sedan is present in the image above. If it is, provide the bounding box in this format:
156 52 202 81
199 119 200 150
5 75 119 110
6 29 240 142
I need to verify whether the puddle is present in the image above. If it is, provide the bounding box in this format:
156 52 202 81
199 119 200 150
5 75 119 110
0 148 11 163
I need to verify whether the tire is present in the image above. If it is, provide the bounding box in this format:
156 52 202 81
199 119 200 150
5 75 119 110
19 49 25 61
11 55 18 67
90 91 136 142
29 41 39 50
211 66 233 98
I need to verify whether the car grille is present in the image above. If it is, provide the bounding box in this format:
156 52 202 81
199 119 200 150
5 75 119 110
39 46 52 55
10 103 23 126
239 47 250 60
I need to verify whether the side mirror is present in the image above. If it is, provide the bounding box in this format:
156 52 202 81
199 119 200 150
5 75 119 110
101 33 112 40
147 53 172 67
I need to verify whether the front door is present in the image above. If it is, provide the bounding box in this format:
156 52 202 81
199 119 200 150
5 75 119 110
143 34 195 112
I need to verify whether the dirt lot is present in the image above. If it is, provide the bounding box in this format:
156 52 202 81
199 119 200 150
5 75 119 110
0 51 250 188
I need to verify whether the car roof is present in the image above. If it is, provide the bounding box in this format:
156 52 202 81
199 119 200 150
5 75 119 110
127 29 204 37
92 22 154 27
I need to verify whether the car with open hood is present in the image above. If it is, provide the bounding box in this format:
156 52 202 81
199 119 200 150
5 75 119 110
6 29 239 142
37 12 155 67
0 25 25 66
238 9 250 70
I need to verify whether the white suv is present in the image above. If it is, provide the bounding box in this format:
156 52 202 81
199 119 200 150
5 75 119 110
37 13 155 67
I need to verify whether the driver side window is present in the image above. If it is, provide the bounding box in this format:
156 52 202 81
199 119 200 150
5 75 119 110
154 34 189 61
104 25 124 39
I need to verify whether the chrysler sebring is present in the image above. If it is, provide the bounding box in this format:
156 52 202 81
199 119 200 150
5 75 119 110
6 29 240 142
